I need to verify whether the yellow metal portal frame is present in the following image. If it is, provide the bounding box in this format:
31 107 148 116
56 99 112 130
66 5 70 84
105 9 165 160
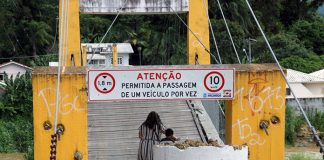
33 68 88 160
112 44 118 66
58 0 82 66
32 1 285 160
225 66 286 160
187 0 211 64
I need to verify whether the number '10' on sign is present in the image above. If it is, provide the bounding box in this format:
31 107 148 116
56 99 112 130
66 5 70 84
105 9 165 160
210 76 220 85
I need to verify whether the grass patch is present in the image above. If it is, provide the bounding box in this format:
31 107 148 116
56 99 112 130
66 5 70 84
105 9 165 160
0 153 24 160
288 154 321 160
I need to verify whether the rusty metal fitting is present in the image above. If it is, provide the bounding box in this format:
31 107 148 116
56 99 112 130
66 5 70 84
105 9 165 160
43 120 52 130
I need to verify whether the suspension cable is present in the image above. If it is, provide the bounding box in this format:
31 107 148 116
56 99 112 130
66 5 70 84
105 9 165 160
215 0 241 64
49 17 59 52
216 100 225 117
202 0 227 116
195 56 225 117
63 0 70 66
245 0 324 154
54 0 66 135
164 0 219 64
203 0 222 64
87 0 129 65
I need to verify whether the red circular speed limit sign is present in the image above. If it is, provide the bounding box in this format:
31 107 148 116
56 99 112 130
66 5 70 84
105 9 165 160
94 72 116 94
204 71 225 92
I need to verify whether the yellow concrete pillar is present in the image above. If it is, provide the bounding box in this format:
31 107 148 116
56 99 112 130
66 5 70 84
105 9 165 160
187 0 210 64
59 0 81 66
33 67 88 160
225 64 286 160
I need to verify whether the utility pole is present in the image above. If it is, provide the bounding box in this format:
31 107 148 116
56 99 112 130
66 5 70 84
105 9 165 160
247 38 257 63
138 46 142 65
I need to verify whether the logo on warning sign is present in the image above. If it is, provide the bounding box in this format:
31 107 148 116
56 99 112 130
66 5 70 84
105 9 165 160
94 72 116 94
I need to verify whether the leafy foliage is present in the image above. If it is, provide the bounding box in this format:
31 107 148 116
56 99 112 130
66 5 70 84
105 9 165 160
0 72 32 118
281 55 324 73
0 117 33 153
30 54 58 67
289 16 324 55
211 19 246 64
0 0 57 65
0 72 33 157
308 112 324 133
285 106 304 146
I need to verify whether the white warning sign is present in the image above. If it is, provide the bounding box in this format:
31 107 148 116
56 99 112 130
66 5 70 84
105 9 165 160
88 67 235 101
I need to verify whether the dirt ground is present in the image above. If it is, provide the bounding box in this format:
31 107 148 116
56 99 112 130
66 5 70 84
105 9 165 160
285 145 323 160
0 153 24 160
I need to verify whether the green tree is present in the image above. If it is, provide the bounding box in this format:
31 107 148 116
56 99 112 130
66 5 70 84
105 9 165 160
281 55 324 73
0 72 32 118
211 19 246 64
253 33 313 62
251 0 284 34
289 15 324 55
280 0 323 26
0 0 57 64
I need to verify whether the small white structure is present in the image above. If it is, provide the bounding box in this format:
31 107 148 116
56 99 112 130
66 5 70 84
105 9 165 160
49 62 59 67
286 69 324 112
0 60 32 82
83 43 134 66
153 145 248 160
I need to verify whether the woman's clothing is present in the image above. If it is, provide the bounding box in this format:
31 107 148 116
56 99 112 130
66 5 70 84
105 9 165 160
137 124 163 160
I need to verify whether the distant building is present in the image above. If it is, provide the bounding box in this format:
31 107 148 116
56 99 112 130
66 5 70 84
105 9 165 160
310 69 324 79
286 69 324 113
0 60 32 82
83 43 134 66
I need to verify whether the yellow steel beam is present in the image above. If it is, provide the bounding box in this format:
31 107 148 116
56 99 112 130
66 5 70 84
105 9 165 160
34 1 87 159
33 67 88 160
113 44 118 66
225 64 286 160
59 0 81 66
187 0 210 64
81 44 87 66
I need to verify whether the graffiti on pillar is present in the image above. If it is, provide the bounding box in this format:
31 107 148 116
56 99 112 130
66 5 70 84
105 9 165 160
232 73 285 146
232 118 266 145
190 32 203 48
38 88 86 117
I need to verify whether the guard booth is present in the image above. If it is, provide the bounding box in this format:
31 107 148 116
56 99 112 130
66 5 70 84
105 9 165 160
32 0 286 160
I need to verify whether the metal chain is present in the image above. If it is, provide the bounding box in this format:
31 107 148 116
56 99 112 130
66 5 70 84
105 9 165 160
50 134 58 160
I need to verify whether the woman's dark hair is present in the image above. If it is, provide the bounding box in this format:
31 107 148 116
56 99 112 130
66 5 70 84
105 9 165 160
143 111 163 130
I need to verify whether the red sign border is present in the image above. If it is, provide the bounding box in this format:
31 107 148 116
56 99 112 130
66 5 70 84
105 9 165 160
94 72 116 94
203 71 225 92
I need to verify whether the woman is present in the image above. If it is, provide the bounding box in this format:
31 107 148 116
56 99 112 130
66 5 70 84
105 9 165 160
138 111 165 160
